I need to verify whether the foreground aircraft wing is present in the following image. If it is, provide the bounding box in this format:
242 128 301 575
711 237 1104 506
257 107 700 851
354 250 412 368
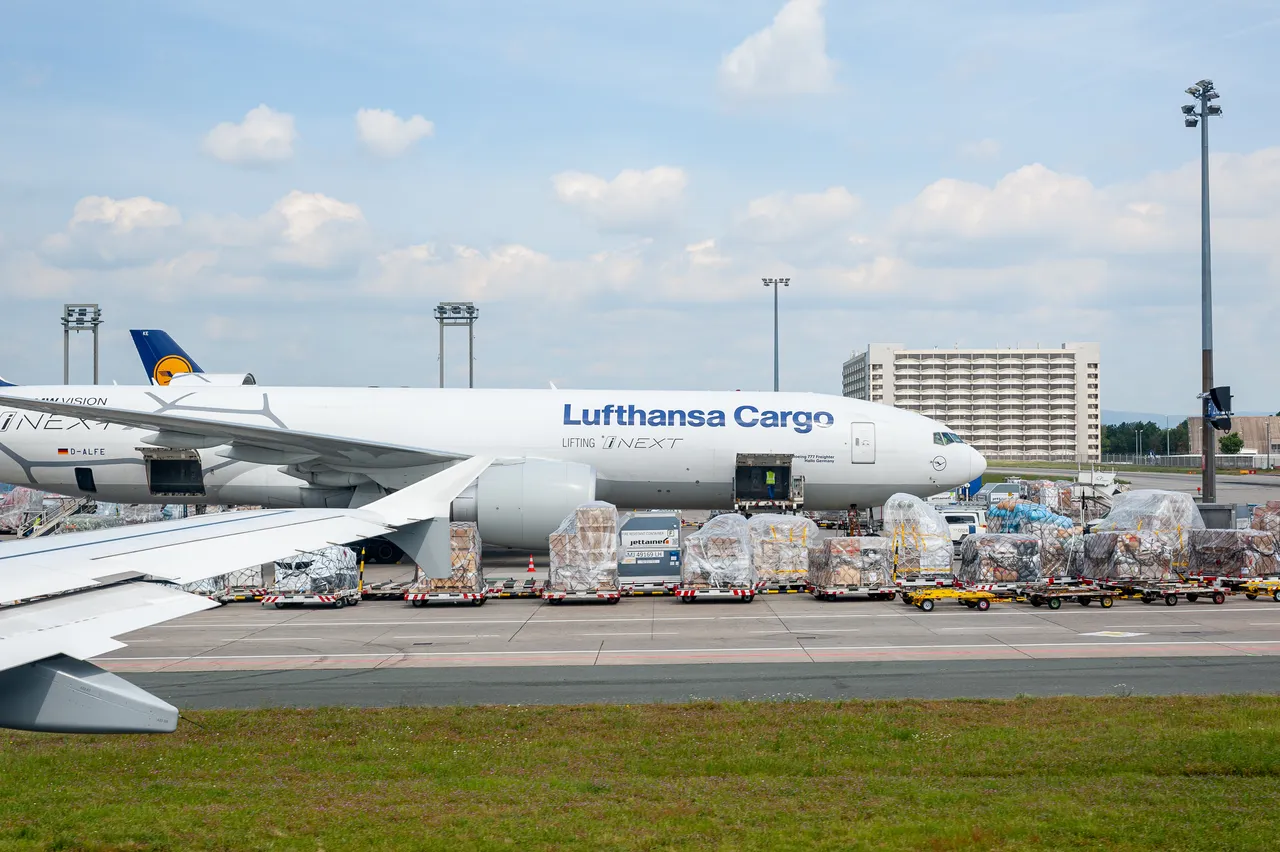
0 394 465 469
0 455 493 734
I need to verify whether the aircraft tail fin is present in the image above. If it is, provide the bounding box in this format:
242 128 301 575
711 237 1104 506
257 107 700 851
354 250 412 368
130 330 203 386
0 377 15 387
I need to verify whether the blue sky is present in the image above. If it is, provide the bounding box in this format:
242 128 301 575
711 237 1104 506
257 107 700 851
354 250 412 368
1 0 1278 418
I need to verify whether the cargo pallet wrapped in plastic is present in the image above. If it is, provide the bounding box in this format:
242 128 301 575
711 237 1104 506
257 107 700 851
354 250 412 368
272 546 359 594
0 487 45 533
1080 531 1176 582
408 522 486 603
1024 480 1071 514
681 513 755 590
1188 529 1279 579
883 494 952 577
546 502 620 597
748 514 818 587
810 536 892 591
1090 490 1204 575
1252 502 1280 536
957 534 1043 585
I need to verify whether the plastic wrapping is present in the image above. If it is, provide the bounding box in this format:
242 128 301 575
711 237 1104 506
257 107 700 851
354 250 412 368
0 487 46 533
53 515 126 534
1091 490 1203 573
1024 480 1071 513
883 493 952 573
1080 531 1175 582
224 567 265 588
748 514 818 586
1252 502 1280 536
1188 529 1279 578
273 546 359 594
411 522 485 593
987 499 1075 535
547 502 620 592
811 537 891 588
181 575 228 595
682 513 755 588
957 534 1042 584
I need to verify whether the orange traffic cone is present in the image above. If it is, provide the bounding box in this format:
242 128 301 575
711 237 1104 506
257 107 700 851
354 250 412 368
527 555 536 573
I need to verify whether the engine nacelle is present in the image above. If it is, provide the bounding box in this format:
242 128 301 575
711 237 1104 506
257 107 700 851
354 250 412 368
452 460 596 550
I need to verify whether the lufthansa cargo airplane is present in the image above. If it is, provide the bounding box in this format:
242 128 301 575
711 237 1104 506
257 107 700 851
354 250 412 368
0 377 984 549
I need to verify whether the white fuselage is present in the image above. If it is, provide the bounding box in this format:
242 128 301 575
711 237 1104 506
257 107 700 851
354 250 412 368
0 387 984 510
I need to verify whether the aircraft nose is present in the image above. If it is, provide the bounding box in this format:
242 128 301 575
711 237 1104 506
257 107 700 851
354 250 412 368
969 446 987 481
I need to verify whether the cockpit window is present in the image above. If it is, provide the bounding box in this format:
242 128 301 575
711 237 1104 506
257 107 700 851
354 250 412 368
933 432 967 446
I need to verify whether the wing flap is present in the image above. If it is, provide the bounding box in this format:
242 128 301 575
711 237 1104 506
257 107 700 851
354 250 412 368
0 583 218 671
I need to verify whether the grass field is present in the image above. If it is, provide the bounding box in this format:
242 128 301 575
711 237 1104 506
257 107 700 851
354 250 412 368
3 697 1280 852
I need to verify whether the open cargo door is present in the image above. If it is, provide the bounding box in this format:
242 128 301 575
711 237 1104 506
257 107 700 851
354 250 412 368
850 423 876 464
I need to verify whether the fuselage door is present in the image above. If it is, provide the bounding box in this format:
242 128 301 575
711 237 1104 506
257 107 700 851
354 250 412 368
850 423 875 464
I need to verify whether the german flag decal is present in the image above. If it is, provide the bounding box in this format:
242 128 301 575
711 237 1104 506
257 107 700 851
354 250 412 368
57 448 69 455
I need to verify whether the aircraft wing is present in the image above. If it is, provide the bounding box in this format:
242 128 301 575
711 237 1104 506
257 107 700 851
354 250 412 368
0 455 493 735
0 393 466 469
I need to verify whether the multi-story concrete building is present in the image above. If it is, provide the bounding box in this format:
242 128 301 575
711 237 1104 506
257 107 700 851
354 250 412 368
842 343 1101 461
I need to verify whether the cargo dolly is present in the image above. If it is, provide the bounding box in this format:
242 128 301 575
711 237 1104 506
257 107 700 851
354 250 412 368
811 585 897 602
1086 579 1229 606
361 579 418 601
1024 587 1118 609
759 581 809 595
1240 579 1280 602
214 586 268 603
900 587 1001 612
262 588 362 609
621 581 678 596
486 578 544 599
674 586 757 603
406 590 487 607
542 588 622 604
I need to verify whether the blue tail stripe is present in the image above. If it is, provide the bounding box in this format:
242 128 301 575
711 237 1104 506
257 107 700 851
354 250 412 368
129 329 203 385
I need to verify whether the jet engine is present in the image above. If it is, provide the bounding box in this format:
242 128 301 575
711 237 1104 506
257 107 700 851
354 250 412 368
451 459 596 550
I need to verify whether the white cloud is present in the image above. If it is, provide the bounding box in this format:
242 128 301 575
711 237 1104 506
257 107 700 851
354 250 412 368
203 105 297 165
959 138 1001 159
733 186 860 243
355 108 435 158
552 166 687 231
39 195 183 268
68 196 182 232
719 0 836 97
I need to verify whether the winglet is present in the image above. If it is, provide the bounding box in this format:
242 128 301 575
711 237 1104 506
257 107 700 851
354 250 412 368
366 455 494 527
130 330 203 386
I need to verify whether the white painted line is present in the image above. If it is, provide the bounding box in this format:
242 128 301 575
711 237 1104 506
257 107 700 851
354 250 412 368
391 635 502 640
575 632 679 636
1101 624 1197 629
237 637 332 642
101 638 1280 662
1079 631 1148 638
931 626 1045 631
751 628 860 634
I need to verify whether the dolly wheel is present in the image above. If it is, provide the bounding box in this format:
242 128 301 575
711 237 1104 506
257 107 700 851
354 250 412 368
976 599 990 611
1186 593 1200 603
884 591 896 601
1100 596 1114 608
920 599 935 612
965 600 977 609
1047 597 1062 610
274 602 285 610
1164 594 1178 607
1273 591 1280 603
1247 593 1258 600
411 599 424 608
1030 599 1043 608
1212 591 1226 605
1078 597 1091 606
334 598 346 609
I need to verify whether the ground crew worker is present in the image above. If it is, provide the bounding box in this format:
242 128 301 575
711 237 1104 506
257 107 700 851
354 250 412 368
765 469 777 500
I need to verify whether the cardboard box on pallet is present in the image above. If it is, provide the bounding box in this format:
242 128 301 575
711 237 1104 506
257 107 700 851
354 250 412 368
1252 502 1280 536
1188 528 1279 578
748 514 818 586
682 513 755 589
957 534 1042 584
410 522 485 593
547 501 620 592
883 493 952 574
810 537 891 588
1025 480 1071 514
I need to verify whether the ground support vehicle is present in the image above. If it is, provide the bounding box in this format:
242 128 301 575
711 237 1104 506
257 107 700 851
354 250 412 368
674 586 756 604
486 578 545 599
262 588 362 609
406 590 486 607
542 588 622 604
893 572 955 591
1084 579 1229 606
901 587 1001 612
811 585 897 602
759 582 809 595
1239 579 1280 602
